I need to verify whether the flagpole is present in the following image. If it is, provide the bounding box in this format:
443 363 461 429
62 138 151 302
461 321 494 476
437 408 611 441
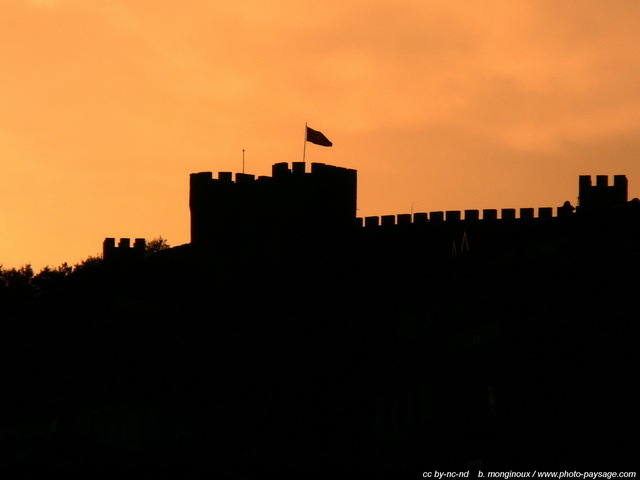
303 122 307 163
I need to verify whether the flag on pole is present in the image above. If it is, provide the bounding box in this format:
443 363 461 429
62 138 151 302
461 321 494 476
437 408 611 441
306 126 332 147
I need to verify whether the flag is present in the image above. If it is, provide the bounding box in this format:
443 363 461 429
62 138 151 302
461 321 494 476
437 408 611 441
306 126 332 147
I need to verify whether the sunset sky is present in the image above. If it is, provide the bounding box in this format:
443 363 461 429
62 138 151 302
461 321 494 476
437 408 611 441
2 0 640 270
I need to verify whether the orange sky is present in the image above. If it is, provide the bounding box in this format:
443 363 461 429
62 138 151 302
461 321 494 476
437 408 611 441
2 0 640 270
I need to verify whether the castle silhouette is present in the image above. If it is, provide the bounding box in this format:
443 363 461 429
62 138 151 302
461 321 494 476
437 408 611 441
4 162 637 471
104 161 631 263
94 162 640 472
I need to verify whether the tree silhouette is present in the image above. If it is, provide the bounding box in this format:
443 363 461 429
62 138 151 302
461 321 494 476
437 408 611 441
145 236 170 256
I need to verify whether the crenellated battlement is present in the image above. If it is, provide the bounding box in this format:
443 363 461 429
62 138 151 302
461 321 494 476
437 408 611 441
355 175 629 230
103 237 146 262
189 162 356 188
358 205 572 229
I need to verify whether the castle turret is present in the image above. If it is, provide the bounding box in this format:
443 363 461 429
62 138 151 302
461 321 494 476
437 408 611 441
189 162 357 246
578 175 628 213
103 237 146 262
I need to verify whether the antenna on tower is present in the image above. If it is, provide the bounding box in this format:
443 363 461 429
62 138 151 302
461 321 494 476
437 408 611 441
242 149 245 174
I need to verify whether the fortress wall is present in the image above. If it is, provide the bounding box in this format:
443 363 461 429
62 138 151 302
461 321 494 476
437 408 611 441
354 204 576 260
358 205 560 230
356 175 630 231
